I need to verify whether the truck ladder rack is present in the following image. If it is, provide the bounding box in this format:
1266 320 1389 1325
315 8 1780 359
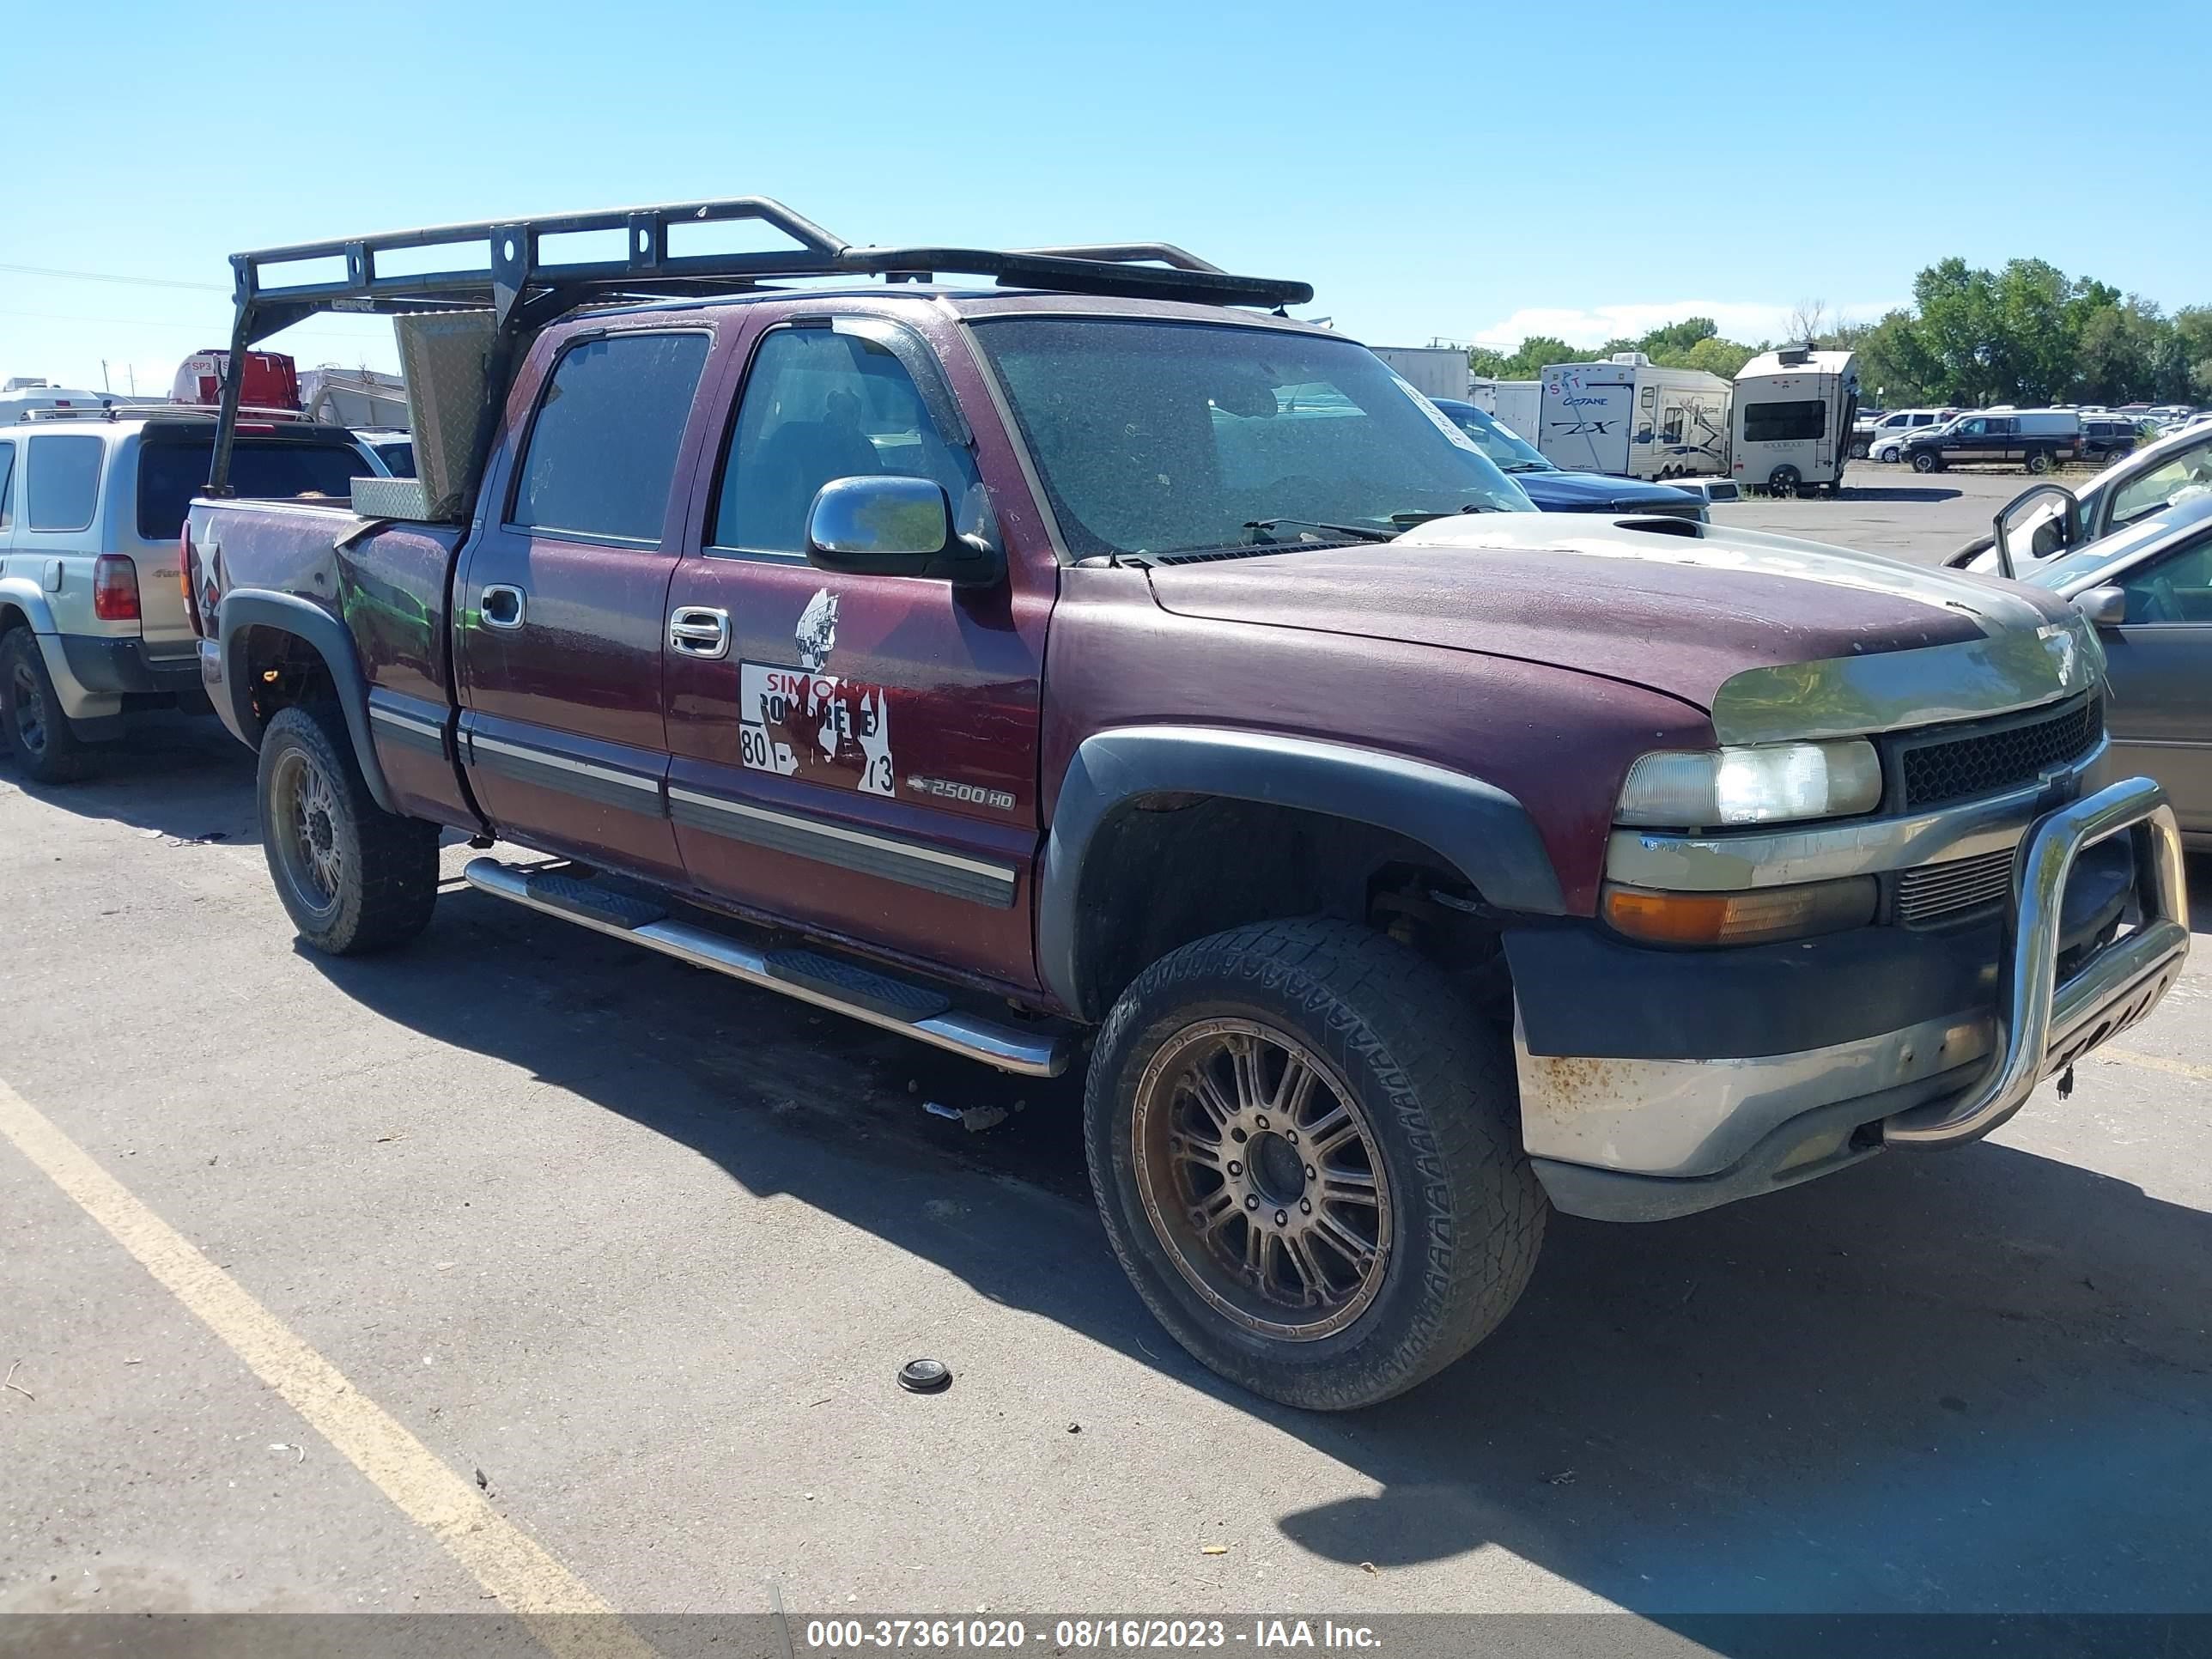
209 195 1313 497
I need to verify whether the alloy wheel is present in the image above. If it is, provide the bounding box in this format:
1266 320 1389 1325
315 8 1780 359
1132 1018 1392 1340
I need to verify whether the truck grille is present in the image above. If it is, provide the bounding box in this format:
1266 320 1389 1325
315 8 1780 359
1899 697 2102 811
1896 847 2015 928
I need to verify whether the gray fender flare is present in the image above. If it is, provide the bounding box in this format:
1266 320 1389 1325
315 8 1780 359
1036 726 1565 1018
0 575 61 637
216 589 397 813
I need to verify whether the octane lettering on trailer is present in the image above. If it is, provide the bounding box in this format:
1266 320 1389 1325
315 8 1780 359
738 661 896 796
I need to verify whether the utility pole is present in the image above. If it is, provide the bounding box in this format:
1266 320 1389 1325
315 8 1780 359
101 361 112 392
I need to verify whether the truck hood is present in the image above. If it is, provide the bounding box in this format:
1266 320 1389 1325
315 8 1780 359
1146 513 2081 715
1512 469 1704 514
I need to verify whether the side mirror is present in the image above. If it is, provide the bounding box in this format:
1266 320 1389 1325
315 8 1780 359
805 477 1002 586
2074 585 2127 628
1990 483 2081 580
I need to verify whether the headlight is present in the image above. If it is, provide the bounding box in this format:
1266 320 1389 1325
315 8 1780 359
1615 740 1882 829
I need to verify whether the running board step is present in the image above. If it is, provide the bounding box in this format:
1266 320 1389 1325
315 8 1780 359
464 858 1071 1078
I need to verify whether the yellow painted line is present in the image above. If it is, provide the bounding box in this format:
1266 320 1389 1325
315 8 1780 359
0 1078 655 1659
2095 1048 2212 1085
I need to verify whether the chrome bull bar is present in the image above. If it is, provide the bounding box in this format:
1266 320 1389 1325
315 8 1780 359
1884 776 2191 1148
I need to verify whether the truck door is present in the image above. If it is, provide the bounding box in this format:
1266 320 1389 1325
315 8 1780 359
453 327 716 882
660 313 1048 992
2100 530 2212 836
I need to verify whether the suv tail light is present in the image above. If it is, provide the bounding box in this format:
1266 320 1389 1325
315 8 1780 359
93 555 142 623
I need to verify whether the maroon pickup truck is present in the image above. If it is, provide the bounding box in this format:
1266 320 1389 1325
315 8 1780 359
186 200 2190 1410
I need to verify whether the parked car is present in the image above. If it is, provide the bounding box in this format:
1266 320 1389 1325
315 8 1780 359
185 199 2188 1412
1905 409 2079 474
1952 417 2212 570
0 408 381 780
353 428 416 477
2079 416 2148 465
1861 406 1957 459
1429 398 1705 520
2015 489 2212 848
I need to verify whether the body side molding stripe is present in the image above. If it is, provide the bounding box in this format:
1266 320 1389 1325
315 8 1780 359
667 786 1018 908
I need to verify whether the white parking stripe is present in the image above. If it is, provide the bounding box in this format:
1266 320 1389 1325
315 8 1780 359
0 1077 655 1659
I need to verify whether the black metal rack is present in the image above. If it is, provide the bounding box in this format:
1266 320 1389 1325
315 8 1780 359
209 195 1313 495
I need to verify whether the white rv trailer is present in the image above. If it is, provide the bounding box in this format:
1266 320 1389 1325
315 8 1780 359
1535 354 1730 480
1489 380 1540 440
1369 346 1468 403
1730 347 1860 496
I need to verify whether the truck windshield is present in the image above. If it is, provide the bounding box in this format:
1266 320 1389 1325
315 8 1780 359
969 319 1533 560
139 436 368 540
1434 401 1553 472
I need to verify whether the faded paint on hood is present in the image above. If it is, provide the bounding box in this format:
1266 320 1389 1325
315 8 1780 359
1146 514 2075 713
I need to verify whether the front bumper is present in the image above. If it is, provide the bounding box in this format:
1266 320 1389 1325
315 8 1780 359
1519 777 2190 1222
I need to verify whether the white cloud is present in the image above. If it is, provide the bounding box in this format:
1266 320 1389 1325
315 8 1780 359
1472 299 1906 350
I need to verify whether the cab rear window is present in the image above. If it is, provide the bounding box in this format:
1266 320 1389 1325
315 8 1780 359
138 439 367 540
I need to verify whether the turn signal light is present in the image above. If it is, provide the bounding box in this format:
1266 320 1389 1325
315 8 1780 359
92 555 141 622
1601 876 1876 946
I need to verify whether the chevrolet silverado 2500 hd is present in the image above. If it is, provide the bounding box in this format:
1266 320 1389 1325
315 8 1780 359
185 200 2190 1410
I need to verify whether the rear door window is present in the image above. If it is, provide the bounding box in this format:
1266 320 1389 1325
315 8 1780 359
27 434 104 532
137 438 368 540
510 331 710 543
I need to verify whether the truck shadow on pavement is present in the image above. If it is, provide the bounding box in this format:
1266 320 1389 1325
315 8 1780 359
0 714 258 846
302 881 2212 1623
1826 486 1964 504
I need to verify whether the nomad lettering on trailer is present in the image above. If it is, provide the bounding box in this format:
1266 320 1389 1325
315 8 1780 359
738 663 896 796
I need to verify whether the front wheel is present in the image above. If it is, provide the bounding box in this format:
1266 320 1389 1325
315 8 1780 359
258 703 441 955
1085 919 1547 1411
0 629 90 783
1911 450 1942 473
1850 438 1870 459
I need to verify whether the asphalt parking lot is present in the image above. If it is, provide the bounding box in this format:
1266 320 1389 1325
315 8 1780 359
4 464 2209 1644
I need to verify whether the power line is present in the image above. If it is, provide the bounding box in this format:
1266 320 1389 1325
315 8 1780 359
0 261 228 293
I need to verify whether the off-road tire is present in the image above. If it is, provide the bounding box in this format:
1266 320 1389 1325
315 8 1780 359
1085 918 1547 1411
0 629 91 783
257 702 439 955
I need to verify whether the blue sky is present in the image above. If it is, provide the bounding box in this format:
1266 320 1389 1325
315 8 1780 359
9 0 2208 392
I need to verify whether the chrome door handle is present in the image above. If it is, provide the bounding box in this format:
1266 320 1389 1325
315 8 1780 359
481 584 526 630
668 605 731 659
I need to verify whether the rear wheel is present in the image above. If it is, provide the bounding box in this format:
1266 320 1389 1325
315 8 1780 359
1085 919 1547 1411
258 702 440 955
2024 449 2052 475
0 629 90 783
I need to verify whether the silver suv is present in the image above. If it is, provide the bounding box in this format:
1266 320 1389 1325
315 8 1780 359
0 409 379 780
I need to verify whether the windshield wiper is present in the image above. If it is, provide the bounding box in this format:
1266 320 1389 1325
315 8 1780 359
1386 505 1500 527
1243 515 1399 544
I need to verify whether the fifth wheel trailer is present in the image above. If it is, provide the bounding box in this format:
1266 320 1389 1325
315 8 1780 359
1370 346 1469 402
1730 346 1859 496
1536 354 1729 481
